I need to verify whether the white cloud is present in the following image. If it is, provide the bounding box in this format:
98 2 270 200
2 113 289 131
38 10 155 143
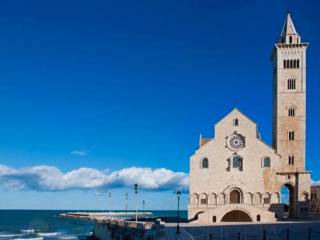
311 179 320 186
70 150 88 156
0 165 189 192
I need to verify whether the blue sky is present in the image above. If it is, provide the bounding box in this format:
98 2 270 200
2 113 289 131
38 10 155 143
0 0 319 210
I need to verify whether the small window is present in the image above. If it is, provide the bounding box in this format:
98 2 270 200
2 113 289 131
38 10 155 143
232 156 243 171
233 118 239 126
288 130 295 141
297 59 300 68
283 60 287 69
289 155 295 165
212 216 216 223
288 107 295 117
257 215 261 222
289 36 293 44
262 157 271 168
201 158 209 169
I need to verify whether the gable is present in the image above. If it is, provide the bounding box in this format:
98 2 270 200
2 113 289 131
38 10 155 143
214 108 258 140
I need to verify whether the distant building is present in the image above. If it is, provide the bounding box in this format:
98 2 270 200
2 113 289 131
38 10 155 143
188 14 311 223
311 185 320 214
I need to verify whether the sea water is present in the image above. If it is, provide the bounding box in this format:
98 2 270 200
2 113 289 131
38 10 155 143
0 210 187 240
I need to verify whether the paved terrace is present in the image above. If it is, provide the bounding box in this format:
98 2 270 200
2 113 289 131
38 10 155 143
165 221 320 240
61 212 320 240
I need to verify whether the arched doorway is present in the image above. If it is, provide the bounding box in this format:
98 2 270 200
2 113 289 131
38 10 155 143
230 189 241 204
193 211 204 221
280 183 295 218
221 210 252 222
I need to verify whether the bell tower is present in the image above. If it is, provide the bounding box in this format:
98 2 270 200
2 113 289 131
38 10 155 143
272 14 308 171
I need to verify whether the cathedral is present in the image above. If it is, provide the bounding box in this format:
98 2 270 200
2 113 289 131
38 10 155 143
188 14 311 223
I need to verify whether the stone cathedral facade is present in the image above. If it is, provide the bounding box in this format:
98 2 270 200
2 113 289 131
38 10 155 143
188 14 311 223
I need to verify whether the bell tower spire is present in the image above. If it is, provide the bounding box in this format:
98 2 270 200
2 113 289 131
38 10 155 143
279 13 301 44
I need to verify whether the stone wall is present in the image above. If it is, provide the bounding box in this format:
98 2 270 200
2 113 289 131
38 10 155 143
92 219 164 240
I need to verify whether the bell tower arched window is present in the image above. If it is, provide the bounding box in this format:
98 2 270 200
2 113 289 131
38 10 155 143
289 155 295 165
284 59 300 69
288 79 296 90
288 130 295 141
288 107 295 117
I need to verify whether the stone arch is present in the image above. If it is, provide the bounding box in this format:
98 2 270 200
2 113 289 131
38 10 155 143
217 193 225 205
189 193 198 205
280 182 295 217
193 211 204 221
244 192 253 204
253 192 262 205
199 193 208 205
208 193 217 205
271 192 280 204
221 209 253 222
229 188 243 204
263 192 271 205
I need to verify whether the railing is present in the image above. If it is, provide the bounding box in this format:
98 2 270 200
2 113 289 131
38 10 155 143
97 218 155 230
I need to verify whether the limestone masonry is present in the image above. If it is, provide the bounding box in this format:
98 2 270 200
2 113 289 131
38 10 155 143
188 14 311 223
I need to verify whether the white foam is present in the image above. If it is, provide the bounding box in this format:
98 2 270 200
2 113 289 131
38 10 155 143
20 230 35 234
14 238 43 240
38 233 60 237
58 236 78 240
0 234 25 238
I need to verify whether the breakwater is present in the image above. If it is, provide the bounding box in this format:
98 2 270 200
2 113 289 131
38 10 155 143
92 219 165 240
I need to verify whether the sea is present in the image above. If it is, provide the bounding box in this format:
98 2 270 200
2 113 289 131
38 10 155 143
0 210 188 240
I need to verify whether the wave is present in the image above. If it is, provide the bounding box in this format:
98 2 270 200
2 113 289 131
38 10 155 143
58 236 78 240
20 230 35 234
0 234 25 238
37 233 61 237
14 238 43 240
